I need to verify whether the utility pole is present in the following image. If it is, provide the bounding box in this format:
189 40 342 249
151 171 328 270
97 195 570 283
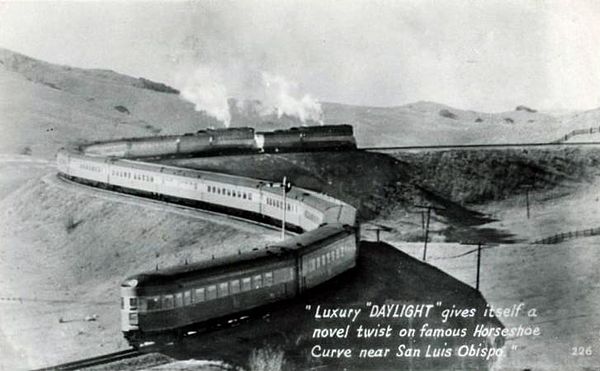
423 207 431 261
525 188 530 219
522 183 534 220
413 205 445 262
460 241 485 292
476 242 481 291
282 176 287 241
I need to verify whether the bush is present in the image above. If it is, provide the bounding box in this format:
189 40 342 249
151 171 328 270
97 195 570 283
135 78 179 94
65 215 82 233
439 109 458 119
248 345 286 371
114 105 130 114
515 105 537 113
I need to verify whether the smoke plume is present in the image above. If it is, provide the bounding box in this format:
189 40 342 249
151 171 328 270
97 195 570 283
258 72 323 124
177 63 323 127
178 66 231 127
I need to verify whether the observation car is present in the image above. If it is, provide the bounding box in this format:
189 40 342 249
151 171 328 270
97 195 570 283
120 224 357 346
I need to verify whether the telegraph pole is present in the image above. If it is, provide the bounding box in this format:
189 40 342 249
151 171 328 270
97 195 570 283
413 205 445 262
282 176 287 241
522 183 534 219
476 242 481 291
460 241 485 292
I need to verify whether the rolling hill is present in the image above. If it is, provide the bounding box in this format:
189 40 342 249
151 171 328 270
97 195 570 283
2 47 599 159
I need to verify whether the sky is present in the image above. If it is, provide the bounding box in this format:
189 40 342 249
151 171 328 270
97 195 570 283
0 0 599 112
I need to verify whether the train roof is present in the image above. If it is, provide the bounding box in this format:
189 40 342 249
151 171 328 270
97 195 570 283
122 224 352 288
65 150 351 217
112 159 345 209
257 124 353 135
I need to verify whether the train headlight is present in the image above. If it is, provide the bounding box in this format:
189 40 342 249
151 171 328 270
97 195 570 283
125 279 138 288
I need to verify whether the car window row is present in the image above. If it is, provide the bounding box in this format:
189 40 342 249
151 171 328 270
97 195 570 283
305 244 351 273
207 185 253 201
266 197 296 212
138 268 292 313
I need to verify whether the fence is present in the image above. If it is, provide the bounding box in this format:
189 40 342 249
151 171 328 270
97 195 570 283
553 126 600 143
533 226 600 244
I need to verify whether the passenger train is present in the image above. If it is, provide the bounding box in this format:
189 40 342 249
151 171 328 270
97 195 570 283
56 124 359 347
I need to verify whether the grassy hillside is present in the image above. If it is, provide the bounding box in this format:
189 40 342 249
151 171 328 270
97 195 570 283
3 47 600 159
0 174 280 369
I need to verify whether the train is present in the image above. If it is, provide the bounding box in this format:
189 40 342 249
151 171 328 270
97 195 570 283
56 124 359 347
83 125 357 158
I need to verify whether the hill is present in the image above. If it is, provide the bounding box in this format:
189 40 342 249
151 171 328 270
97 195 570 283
2 47 600 370
2 47 599 158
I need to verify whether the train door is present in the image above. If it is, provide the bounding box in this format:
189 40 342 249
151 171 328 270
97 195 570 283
296 254 306 294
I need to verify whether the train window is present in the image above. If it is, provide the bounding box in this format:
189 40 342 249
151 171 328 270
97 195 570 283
230 280 240 294
243 193 246 199
147 296 161 311
217 188 220 194
129 298 137 309
227 190 231 196
208 185 211 192
248 193 252 201
218 282 229 298
316 258 321 269
121 297 124 309
207 285 217 300
138 297 147 311
194 288 205 302
241 277 251 291
309 258 315 272
264 272 273 286
163 295 174 309
175 293 183 307
184 291 191 306
253 275 262 289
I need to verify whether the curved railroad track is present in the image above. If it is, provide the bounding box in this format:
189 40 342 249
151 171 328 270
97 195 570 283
32 349 141 371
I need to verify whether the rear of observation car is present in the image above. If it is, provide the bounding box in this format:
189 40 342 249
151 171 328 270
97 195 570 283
120 253 298 346
121 277 141 338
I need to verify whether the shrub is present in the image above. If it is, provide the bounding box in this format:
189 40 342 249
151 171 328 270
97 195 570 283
515 105 537 113
248 345 286 371
65 216 82 233
136 78 179 94
439 109 458 119
114 105 130 114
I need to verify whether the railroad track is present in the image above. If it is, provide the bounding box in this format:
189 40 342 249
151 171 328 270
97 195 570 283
32 348 141 371
360 141 600 152
52 173 294 238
